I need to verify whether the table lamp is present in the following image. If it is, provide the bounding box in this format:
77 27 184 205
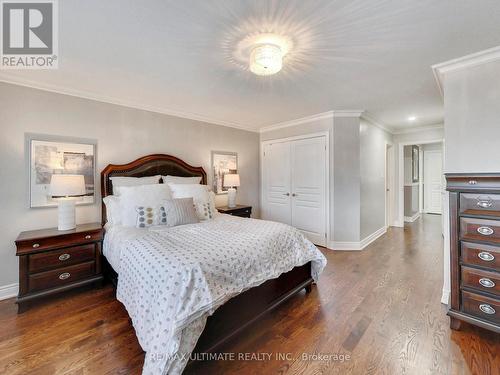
50 174 86 230
223 173 240 208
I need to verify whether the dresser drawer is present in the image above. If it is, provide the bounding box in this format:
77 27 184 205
461 242 500 271
28 244 96 273
461 266 500 297
28 261 95 293
16 230 103 254
460 193 500 217
460 218 500 244
462 291 500 325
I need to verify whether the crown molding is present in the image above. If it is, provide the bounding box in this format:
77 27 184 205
360 113 394 134
259 110 364 133
0 74 258 133
392 123 444 135
432 46 500 97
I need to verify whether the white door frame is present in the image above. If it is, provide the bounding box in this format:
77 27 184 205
396 138 444 227
384 141 394 227
423 149 443 214
260 131 331 246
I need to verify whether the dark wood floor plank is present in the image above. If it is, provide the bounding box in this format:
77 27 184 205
0 214 498 374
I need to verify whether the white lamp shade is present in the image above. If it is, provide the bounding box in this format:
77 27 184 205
223 174 240 187
50 174 86 198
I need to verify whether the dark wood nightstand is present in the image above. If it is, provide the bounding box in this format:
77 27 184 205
15 223 104 313
217 205 252 218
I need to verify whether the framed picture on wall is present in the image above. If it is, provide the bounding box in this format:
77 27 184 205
411 145 419 183
26 134 97 208
211 151 238 194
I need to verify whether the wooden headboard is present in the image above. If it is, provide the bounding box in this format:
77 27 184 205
100 154 207 224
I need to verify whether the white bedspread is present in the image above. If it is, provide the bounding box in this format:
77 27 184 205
106 215 327 374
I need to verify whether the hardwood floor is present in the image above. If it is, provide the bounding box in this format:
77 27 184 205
0 214 498 374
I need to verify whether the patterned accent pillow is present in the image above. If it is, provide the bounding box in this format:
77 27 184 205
162 198 200 227
168 183 217 221
136 206 164 228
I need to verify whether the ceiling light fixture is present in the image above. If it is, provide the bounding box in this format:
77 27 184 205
249 43 283 76
408 116 417 122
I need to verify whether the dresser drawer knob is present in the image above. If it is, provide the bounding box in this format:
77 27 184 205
478 252 495 261
477 197 493 208
477 226 494 236
479 278 495 288
58 253 71 261
479 304 496 315
58 272 71 280
84 235 91 239
32 243 40 248
468 180 478 185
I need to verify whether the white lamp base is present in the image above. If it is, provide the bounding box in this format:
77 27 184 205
227 187 237 208
57 199 76 231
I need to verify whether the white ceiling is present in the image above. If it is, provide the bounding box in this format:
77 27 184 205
1 0 500 132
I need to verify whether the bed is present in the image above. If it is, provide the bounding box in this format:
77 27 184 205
100 154 327 374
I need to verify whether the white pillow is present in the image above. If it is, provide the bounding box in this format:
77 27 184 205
162 175 201 184
110 175 161 196
103 195 121 225
168 183 216 220
119 184 172 227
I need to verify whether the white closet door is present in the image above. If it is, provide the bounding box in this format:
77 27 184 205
263 142 292 224
424 150 443 214
290 137 326 246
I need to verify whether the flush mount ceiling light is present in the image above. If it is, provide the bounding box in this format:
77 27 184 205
249 43 283 76
408 115 417 122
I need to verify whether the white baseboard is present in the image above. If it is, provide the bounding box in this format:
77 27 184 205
441 289 450 305
404 212 421 223
0 283 18 301
329 226 387 251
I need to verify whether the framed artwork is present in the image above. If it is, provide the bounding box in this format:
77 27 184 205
26 134 96 208
411 145 419 183
211 151 238 194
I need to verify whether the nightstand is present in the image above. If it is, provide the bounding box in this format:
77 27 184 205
15 223 104 313
217 205 252 218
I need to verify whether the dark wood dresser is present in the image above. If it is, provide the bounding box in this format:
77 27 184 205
217 205 252 218
15 223 104 313
446 174 500 333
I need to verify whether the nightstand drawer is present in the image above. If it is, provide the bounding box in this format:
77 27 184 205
28 261 95 293
16 231 103 255
28 244 96 273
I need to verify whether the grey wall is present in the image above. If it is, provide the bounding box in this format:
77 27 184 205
444 60 500 172
0 82 260 289
359 119 392 239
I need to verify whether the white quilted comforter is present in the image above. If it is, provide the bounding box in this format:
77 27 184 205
108 215 327 374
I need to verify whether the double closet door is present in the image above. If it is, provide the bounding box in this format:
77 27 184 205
262 135 327 246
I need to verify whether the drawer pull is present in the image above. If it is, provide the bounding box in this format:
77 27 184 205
58 253 71 261
468 180 478 185
478 252 495 261
477 226 494 236
479 304 496 315
58 272 71 280
477 198 493 208
32 243 40 248
84 235 91 239
479 278 495 288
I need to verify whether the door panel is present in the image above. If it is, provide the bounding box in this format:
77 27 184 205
263 142 291 224
290 137 326 246
424 150 443 214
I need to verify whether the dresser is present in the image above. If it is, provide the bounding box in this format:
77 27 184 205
15 223 104 313
446 174 500 333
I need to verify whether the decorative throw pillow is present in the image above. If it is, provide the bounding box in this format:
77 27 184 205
103 195 121 225
162 198 199 227
136 206 164 228
168 183 217 220
119 184 172 227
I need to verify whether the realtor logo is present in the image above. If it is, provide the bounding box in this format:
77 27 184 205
1 0 58 69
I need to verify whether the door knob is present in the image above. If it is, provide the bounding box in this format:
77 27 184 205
283 193 290 196
292 193 297 197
